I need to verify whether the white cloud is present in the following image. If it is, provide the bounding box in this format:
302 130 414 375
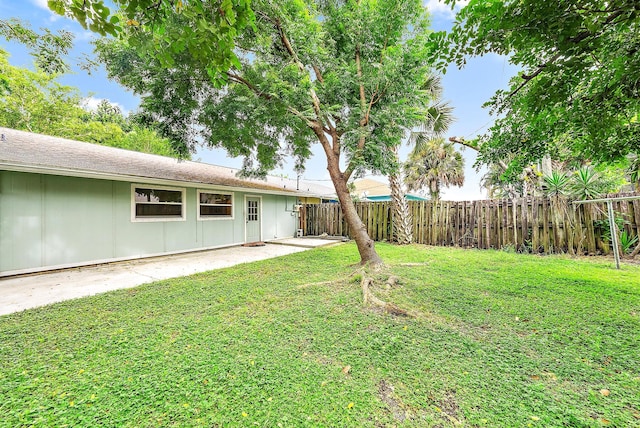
30 0 62 22
74 31 96 42
82 97 128 115
425 0 469 19
31 0 49 9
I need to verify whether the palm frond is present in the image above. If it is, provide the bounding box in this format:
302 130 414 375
426 101 455 136
420 74 444 99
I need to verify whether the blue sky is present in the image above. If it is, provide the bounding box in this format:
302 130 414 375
1 0 519 200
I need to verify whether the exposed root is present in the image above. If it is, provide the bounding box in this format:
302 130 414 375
298 268 414 318
385 275 400 288
361 275 413 317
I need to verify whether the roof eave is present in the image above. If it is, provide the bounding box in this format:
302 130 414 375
1 162 328 198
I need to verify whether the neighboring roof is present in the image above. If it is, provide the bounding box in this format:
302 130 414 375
353 178 390 197
261 174 336 199
352 178 428 201
365 194 429 202
0 127 335 198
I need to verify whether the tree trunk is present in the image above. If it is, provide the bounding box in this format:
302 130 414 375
389 172 413 244
325 156 383 266
629 241 640 259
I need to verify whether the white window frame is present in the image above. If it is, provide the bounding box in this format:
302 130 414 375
131 184 186 222
197 189 235 221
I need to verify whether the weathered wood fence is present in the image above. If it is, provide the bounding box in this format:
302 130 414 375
300 193 640 254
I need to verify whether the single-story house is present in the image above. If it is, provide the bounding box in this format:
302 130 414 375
352 178 428 202
0 127 335 277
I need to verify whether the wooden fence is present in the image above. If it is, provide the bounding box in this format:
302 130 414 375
300 193 640 255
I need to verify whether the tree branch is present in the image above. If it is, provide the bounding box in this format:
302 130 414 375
312 64 325 84
509 8 627 98
344 158 358 182
227 72 273 100
348 44 369 175
449 136 510 172
268 16 330 139
366 22 392 120
449 136 478 151
227 71 318 128
355 45 368 134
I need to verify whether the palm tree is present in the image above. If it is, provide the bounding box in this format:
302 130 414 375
388 157 414 244
388 75 454 244
404 137 464 200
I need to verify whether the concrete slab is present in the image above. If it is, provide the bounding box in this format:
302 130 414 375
0 244 312 316
268 237 346 248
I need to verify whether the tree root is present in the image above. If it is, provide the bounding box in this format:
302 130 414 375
385 275 399 288
297 268 414 318
361 276 413 317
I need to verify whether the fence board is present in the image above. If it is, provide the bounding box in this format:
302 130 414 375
301 193 640 254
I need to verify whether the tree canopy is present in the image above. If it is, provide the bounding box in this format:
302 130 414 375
92 0 439 264
0 18 73 75
437 0 640 180
47 0 255 82
0 49 182 158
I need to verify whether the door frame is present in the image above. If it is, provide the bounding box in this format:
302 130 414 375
244 195 263 243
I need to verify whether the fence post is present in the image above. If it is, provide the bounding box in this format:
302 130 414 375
607 201 621 269
301 194 640 257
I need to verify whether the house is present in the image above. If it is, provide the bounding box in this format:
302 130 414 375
0 127 335 277
352 178 428 202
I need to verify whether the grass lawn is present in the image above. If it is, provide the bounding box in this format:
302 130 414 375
1 243 639 427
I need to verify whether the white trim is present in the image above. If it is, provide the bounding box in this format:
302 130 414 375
197 189 235 221
0 242 246 278
244 195 263 243
0 163 331 198
131 184 186 222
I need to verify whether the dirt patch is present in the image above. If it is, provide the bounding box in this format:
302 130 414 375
242 242 266 247
436 390 463 425
378 379 407 422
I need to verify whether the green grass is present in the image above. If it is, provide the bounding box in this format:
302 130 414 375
1 243 639 427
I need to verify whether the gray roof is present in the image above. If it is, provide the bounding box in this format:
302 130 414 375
0 127 335 198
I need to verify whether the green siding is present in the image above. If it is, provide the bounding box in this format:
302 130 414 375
198 191 242 247
0 171 299 274
43 176 115 266
271 195 298 239
0 172 44 271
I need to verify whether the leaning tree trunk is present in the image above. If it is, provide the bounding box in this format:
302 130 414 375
389 172 413 244
325 153 383 265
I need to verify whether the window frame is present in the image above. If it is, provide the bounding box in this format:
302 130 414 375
131 184 186 222
197 189 235 221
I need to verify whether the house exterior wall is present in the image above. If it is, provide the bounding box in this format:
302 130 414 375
0 171 298 276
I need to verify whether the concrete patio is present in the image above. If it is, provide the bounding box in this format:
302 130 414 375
0 238 342 316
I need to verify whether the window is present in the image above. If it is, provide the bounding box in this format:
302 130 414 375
247 199 258 221
132 185 185 221
198 190 234 220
